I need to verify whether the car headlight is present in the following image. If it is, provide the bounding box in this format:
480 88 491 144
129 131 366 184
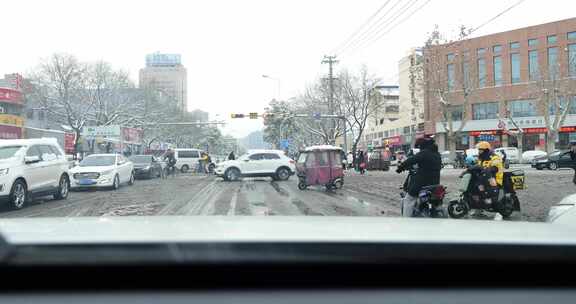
0 168 8 176
101 169 114 176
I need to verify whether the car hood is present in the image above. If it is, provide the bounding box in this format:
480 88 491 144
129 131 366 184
0 216 575 245
70 165 115 173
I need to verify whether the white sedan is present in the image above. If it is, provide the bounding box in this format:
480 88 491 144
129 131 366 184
70 154 134 190
522 150 548 164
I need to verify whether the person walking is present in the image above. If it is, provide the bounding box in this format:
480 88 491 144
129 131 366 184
358 150 367 175
570 142 576 185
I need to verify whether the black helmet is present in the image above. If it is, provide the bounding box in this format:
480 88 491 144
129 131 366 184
414 136 435 149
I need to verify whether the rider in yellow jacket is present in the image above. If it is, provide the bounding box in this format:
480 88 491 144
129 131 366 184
476 141 504 186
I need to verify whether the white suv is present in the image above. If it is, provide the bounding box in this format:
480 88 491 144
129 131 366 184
215 150 295 181
0 138 71 210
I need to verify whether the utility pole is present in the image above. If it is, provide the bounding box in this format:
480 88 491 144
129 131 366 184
322 55 339 146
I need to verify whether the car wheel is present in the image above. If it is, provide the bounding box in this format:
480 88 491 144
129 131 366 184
549 162 558 171
181 165 189 173
225 168 240 181
112 174 120 190
276 167 291 181
8 179 27 210
128 171 135 185
535 165 543 170
53 174 70 200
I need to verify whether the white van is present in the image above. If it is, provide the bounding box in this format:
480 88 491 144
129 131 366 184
173 149 204 173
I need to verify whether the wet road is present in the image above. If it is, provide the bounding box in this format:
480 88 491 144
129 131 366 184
0 167 573 221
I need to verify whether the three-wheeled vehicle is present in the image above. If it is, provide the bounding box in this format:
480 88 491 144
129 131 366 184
296 145 344 191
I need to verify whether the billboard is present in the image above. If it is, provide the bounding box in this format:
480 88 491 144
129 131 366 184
0 114 24 127
81 125 121 137
0 88 23 105
146 53 181 67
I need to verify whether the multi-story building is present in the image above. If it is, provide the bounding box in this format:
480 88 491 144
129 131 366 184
139 53 188 111
0 73 25 139
362 85 400 150
423 17 576 152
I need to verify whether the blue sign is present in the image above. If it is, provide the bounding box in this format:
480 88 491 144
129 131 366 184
313 113 321 120
479 134 495 142
280 139 290 149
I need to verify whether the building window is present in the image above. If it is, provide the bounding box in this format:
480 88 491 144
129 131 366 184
547 35 557 44
493 56 503 86
508 100 537 117
473 102 499 120
477 48 486 56
403 126 411 135
529 50 539 81
569 44 576 78
447 63 455 91
548 47 559 79
493 45 502 53
384 131 389 138
379 118 384 125
463 61 470 89
26 110 34 119
511 53 521 84
510 41 520 49
378 132 383 138
528 38 538 47
447 53 455 61
549 96 576 115
569 32 576 40
450 105 463 121
478 58 486 88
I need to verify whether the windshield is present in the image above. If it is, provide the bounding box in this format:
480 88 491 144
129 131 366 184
1 0 576 263
129 155 152 164
0 146 23 160
79 156 116 167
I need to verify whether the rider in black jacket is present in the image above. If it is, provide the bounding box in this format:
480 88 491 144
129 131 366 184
396 136 442 217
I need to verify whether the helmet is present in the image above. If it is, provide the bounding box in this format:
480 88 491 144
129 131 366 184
476 141 491 150
415 136 435 149
465 155 477 167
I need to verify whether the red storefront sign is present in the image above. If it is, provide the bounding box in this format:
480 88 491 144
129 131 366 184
560 126 576 132
384 136 402 146
64 132 76 153
0 88 23 105
0 125 22 139
523 128 548 134
469 130 499 136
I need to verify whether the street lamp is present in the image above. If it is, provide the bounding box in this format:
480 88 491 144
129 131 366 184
262 74 281 100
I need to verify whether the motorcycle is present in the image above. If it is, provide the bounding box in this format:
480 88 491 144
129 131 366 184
447 167 523 219
400 167 447 218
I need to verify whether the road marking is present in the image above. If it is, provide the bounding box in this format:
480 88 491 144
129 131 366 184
228 188 238 216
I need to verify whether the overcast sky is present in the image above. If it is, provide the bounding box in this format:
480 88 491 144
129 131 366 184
2 0 576 138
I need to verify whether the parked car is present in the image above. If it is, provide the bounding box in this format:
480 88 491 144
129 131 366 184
495 147 520 164
215 149 296 181
0 138 71 210
367 149 390 171
522 150 547 164
70 154 134 190
531 150 575 170
173 148 204 173
129 155 163 179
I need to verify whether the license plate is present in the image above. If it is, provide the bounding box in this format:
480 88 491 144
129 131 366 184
79 179 96 185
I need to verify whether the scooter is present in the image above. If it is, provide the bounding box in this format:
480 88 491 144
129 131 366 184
447 167 523 219
399 167 447 218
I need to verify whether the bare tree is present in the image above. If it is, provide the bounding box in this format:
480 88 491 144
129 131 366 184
29 53 93 153
339 66 381 156
423 25 477 153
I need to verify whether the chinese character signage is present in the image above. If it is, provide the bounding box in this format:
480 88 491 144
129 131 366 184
0 114 24 127
81 125 121 137
0 125 22 139
0 88 23 105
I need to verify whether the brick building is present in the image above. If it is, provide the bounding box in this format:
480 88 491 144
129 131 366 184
424 17 576 152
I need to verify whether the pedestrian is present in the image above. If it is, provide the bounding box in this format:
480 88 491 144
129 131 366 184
358 150 366 175
501 149 507 167
228 151 236 160
198 152 208 174
570 142 576 185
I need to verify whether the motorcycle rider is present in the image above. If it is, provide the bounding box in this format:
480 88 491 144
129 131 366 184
472 141 504 216
396 136 442 217
163 148 177 178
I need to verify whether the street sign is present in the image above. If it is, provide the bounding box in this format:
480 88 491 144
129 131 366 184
498 120 505 129
313 112 321 120
249 112 258 119
81 125 121 137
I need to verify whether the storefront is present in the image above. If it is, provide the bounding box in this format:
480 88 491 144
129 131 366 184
507 128 547 151
557 127 576 150
0 114 24 139
469 131 503 149
382 136 403 153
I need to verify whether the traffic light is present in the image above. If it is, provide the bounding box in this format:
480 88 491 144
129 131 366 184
249 112 258 119
231 114 245 119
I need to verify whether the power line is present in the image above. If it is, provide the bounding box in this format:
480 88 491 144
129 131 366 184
331 0 394 55
470 0 527 34
343 0 431 56
335 0 404 56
